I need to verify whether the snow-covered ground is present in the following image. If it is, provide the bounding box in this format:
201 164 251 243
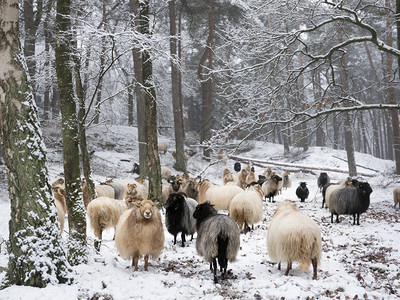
0 124 399 299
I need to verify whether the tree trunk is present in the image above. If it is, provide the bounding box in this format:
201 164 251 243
139 0 162 200
73 46 96 204
55 0 87 265
0 0 71 286
93 0 107 125
130 0 148 178
338 26 357 176
178 9 189 133
169 0 186 172
199 0 215 160
23 0 43 86
385 0 400 173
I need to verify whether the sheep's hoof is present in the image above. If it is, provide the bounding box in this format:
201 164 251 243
94 240 101 252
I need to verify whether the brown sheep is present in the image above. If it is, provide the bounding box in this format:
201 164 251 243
115 199 165 271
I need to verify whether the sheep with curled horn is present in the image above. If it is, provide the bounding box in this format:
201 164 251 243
193 202 240 283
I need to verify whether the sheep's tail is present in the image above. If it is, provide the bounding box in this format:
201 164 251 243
217 235 228 271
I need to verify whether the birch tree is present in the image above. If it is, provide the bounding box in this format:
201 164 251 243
0 0 71 287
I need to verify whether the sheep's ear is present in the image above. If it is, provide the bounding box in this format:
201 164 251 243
151 198 160 206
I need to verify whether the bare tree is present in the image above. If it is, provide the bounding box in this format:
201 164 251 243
169 0 186 171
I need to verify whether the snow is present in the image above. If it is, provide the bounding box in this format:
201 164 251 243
0 124 399 299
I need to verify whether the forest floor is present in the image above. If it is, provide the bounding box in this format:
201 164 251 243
0 123 399 299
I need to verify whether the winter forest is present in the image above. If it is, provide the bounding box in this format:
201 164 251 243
0 0 400 299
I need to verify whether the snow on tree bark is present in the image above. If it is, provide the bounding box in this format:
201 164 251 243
0 0 71 287
55 0 87 265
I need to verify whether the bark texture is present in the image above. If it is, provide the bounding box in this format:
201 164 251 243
0 0 71 287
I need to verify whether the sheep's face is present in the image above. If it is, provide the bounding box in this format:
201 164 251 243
52 187 66 202
127 183 138 195
359 182 373 196
299 182 307 189
166 193 185 211
271 174 282 183
138 200 156 219
52 178 65 189
223 168 230 176
171 179 183 192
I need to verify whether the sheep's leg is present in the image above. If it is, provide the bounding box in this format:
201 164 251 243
356 213 360 225
330 213 334 223
311 258 318 280
335 214 339 223
144 255 149 271
284 261 292 276
213 258 218 283
190 234 194 241
278 262 281 270
181 232 186 247
133 253 139 271
94 229 103 252
173 234 177 245
209 262 213 271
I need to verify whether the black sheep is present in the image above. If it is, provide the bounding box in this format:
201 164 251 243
165 192 197 247
296 182 309 202
234 162 241 172
317 173 330 191
329 181 372 225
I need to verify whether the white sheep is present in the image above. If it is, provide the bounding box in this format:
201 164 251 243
278 170 292 192
222 168 239 186
158 141 168 154
394 185 400 209
115 199 165 271
161 166 172 180
171 151 189 165
197 179 243 211
229 185 263 233
267 200 322 280
52 186 66 233
261 174 282 202
245 170 259 186
87 196 129 251
237 165 251 189
263 167 274 179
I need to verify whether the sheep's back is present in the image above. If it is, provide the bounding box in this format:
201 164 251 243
203 185 243 210
196 215 240 262
229 191 263 226
329 187 369 215
87 197 127 233
267 211 321 265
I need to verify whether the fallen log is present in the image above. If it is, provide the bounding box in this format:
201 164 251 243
229 155 376 178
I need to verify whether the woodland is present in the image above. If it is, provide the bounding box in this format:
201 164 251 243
0 0 399 290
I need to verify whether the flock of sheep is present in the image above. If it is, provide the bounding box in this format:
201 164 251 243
50 157 392 283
